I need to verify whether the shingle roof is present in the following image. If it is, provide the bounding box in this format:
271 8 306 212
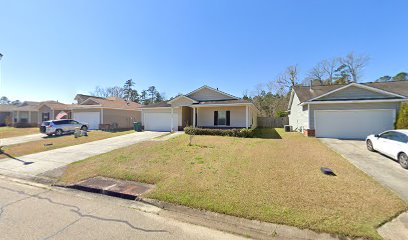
140 102 171 108
293 81 408 103
74 97 142 110
0 104 17 112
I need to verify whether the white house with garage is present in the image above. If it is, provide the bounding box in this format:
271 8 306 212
140 85 259 132
288 81 408 139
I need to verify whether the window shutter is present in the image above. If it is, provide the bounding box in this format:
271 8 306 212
226 111 230 126
214 111 218 125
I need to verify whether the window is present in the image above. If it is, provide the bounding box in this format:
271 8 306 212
380 131 408 143
214 111 230 126
218 111 226 125
42 112 50 121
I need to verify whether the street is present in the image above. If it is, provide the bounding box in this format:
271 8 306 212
0 177 244 240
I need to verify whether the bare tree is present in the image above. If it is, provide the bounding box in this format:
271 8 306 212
321 58 338 84
91 86 125 98
305 62 325 85
276 65 299 93
339 52 369 82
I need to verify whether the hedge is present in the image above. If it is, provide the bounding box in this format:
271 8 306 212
184 126 254 138
396 102 408 129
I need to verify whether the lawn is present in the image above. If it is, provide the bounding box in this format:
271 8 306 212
0 130 134 159
60 128 407 239
0 127 39 138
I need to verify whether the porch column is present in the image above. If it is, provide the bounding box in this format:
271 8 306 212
38 111 41 124
16 111 20 123
193 107 196 128
51 110 55 120
28 111 31 123
245 105 249 129
171 107 174 132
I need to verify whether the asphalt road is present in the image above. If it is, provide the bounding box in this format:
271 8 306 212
0 177 244 240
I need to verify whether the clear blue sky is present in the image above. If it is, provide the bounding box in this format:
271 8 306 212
1 0 407 104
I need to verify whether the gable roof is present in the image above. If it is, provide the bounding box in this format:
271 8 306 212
185 85 239 100
167 95 198 104
74 96 142 110
293 81 408 103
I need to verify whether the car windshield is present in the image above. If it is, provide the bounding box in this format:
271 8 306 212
42 121 51 126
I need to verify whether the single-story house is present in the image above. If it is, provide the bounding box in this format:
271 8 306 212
4 101 72 127
288 81 408 139
71 94 142 130
140 85 258 131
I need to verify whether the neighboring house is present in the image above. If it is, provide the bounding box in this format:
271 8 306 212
71 94 142 130
140 85 258 131
6 101 72 127
0 104 15 126
288 81 408 139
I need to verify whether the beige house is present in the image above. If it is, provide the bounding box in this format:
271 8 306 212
4 101 72 127
141 86 258 131
71 94 142 130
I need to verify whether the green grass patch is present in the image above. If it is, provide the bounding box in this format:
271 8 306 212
60 128 407 239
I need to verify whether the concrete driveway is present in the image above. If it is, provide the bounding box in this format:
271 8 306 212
1 133 46 146
0 131 166 180
320 138 408 202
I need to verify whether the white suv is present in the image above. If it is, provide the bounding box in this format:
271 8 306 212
40 119 89 136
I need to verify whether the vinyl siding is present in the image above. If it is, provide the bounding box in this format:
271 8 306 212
288 93 309 131
318 86 394 100
170 97 194 107
196 106 247 128
309 102 401 129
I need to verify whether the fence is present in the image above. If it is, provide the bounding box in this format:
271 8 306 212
257 117 289 128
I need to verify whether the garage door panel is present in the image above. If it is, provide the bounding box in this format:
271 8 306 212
144 112 177 132
315 110 394 139
73 112 100 130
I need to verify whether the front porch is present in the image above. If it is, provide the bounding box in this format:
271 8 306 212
174 104 257 130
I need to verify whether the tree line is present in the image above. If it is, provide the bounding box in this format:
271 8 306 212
90 79 165 105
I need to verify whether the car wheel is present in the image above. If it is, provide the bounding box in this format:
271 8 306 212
81 125 88 131
398 153 408 169
55 129 63 136
366 139 374 152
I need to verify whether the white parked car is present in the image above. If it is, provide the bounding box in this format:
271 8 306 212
366 130 408 169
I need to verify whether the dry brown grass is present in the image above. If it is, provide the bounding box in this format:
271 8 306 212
0 130 134 159
60 128 407 239
0 127 39 138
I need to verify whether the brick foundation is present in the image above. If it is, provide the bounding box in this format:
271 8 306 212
304 129 315 137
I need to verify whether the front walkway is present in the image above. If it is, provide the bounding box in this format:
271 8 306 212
0 131 166 179
320 138 408 202
1 133 45 146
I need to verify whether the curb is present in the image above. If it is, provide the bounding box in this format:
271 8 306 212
140 198 352 240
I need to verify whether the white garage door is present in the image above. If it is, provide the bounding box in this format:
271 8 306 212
73 112 100 130
144 112 178 132
315 109 395 139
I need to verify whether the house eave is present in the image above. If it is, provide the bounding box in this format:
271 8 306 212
300 98 408 106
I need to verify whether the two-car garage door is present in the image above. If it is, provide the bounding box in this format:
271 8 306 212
73 112 100 130
143 112 178 132
315 109 395 139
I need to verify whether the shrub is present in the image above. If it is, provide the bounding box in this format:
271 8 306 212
4 115 12 127
276 111 288 117
396 102 408 129
184 126 254 138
